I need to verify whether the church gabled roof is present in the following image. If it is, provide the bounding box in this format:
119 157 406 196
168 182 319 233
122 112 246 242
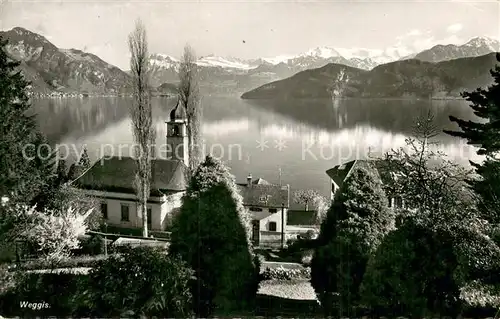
73 156 188 196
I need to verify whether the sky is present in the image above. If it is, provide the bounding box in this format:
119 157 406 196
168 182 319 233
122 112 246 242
0 0 499 69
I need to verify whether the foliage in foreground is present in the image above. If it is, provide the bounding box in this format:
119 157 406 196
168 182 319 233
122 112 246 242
169 155 260 317
3 204 93 262
444 52 500 224
0 247 193 317
361 111 500 317
75 246 194 317
0 271 85 317
311 162 394 316
360 216 500 317
360 219 461 317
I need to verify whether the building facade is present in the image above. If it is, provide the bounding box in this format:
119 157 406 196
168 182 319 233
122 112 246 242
237 175 290 248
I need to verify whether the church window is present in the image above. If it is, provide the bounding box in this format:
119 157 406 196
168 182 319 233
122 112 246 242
171 125 180 136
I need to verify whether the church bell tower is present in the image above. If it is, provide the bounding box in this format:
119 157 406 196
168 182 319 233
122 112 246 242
166 100 189 166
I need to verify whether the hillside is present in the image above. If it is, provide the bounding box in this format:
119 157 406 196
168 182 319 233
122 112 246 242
240 64 366 99
0 27 131 95
241 53 499 99
152 82 178 96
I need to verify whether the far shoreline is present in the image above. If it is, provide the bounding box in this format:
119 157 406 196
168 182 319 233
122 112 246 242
239 96 466 101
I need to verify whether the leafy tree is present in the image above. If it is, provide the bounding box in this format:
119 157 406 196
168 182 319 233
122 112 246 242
311 162 394 316
382 110 476 225
444 52 500 223
293 189 321 211
311 193 328 225
169 155 260 317
75 247 194 318
0 36 55 204
178 44 202 173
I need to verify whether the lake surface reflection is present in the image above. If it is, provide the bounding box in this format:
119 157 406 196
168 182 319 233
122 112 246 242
30 95 480 198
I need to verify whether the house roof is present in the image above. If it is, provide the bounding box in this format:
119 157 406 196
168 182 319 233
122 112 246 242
287 210 317 226
252 178 271 185
326 160 357 188
326 159 391 189
236 181 290 208
73 156 187 196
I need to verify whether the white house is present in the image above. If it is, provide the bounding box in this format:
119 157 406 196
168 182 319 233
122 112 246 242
74 102 290 244
236 175 290 247
326 159 405 209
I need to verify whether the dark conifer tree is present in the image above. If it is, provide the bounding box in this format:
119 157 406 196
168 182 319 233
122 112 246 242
0 36 55 205
444 53 500 223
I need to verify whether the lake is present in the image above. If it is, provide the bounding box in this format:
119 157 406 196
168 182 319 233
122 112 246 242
30 95 481 199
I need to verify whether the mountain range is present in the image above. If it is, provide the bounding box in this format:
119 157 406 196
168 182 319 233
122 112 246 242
0 26 499 96
241 52 500 99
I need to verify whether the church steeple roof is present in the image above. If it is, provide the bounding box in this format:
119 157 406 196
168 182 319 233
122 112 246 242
169 98 187 121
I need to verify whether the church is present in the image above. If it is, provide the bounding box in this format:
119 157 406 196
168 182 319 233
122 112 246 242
73 102 190 231
74 102 290 246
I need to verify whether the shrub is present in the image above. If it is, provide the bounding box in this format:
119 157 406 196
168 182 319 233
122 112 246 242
262 266 311 280
15 205 93 261
360 219 462 317
75 246 194 318
75 235 103 256
169 156 260 317
0 271 85 317
301 250 313 266
311 162 394 316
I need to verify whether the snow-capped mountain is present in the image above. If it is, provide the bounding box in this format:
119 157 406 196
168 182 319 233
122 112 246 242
149 53 179 70
464 36 500 51
300 46 343 59
412 36 500 63
196 55 257 70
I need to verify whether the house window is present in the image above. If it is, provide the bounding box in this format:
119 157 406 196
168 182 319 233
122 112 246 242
147 208 152 225
249 207 263 212
388 197 392 208
269 208 277 213
395 197 403 208
101 203 108 220
269 222 277 231
121 204 130 222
